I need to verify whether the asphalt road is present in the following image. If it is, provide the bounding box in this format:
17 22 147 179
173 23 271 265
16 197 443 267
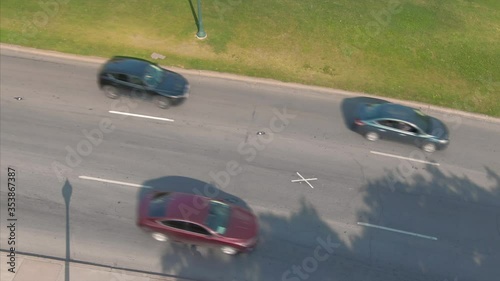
1 48 499 281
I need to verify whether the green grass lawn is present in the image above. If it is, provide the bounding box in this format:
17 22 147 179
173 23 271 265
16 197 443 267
1 0 499 116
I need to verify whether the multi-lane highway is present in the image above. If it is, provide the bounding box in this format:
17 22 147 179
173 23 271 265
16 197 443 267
1 47 499 281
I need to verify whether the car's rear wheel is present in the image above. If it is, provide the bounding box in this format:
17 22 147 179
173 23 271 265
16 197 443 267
102 85 120 99
151 232 168 242
154 95 171 109
220 246 238 255
365 131 379 141
422 142 436 153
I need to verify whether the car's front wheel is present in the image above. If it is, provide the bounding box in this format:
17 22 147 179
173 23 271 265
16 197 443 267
102 85 120 99
151 232 168 242
365 131 379 141
154 95 171 109
220 246 238 255
422 142 436 153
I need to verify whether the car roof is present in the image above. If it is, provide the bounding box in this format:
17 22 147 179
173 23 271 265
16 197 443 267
369 103 429 128
165 193 211 225
102 56 153 77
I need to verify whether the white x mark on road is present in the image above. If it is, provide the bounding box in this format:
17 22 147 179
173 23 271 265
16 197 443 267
291 172 317 188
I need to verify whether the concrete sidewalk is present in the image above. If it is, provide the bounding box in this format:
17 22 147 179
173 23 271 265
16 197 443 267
0 252 193 281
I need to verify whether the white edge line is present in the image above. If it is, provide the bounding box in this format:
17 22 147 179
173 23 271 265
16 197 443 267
109 111 174 122
357 222 438 240
370 151 440 166
79 176 151 188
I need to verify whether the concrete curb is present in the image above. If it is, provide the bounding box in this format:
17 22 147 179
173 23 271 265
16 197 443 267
1 43 498 124
0 250 196 281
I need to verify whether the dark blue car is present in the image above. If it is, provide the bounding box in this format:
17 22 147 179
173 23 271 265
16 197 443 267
98 56 190 109
352 103 449 153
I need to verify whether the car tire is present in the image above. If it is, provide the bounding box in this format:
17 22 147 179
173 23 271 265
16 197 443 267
365 131 379 141
154 95 171 109
151 232 168 242
422 143 436 153
220 246 238 255
102 85 120 99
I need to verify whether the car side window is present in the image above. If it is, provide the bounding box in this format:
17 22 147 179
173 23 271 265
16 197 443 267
186 223 211 235
161 220 186 230
129 76 145 86
397 122 419 134
378 120 397 128
111 73 129 82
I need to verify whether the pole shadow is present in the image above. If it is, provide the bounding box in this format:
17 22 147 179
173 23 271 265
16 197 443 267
62 179 73 281
187 0 199 30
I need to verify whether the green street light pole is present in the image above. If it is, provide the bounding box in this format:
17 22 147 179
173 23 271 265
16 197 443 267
196 0 207 39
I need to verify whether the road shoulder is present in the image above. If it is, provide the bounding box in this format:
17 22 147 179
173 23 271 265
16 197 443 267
1 43 498 124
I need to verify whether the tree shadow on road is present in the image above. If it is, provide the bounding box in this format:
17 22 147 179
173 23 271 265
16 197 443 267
156 193 343 281
140 167 500 281
352 165 500 281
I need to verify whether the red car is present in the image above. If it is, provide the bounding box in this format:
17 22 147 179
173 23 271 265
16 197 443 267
137 191 259 255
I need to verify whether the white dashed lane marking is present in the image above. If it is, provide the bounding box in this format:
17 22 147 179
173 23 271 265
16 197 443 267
357 222 438 240
79 175 151 188
370 150 440 166
109 111 174 122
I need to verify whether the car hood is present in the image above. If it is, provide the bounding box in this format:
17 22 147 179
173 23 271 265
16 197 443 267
156 71 188 96
223 207 259 240
428 117 449 140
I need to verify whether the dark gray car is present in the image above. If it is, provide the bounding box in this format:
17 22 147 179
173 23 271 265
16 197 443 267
352 103 449 153
98 56 190 109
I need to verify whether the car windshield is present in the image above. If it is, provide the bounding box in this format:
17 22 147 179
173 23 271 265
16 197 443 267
413 109 431 133
148 192 170 217
205 201 231 235
143 64 164 88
